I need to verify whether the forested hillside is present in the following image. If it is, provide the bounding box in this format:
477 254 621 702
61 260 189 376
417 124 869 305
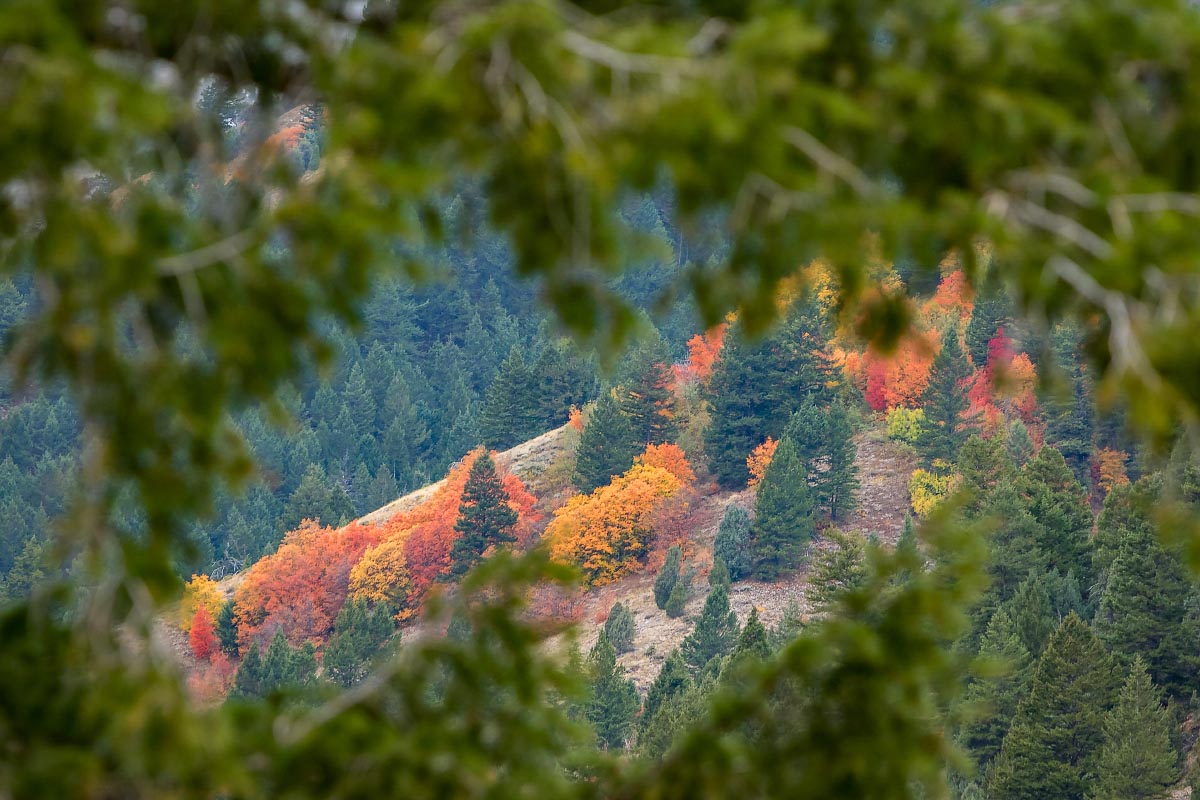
12 3 1200 797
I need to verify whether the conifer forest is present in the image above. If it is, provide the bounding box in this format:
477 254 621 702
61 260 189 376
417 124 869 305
7 1 1200 798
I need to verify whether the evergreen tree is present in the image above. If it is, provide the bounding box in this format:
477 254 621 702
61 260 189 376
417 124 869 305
449 452 518 579
961 609 1033 769
604 602 636 654
965 277 1012 368
705 300 831 489
707 557 730 590
681 584 739 675
283 464 355 530
216 600 239 658
1016 446 1094 588
751 436 815 580
733 607 770 661
615 330 677 446
233 642 263 699
324 598 396 688
665 577 689 619
1095 521 1196 700
713 505 752 581
918 326 971 466
783 400 859 521
573 392 640 493
1091 657 1179 800
585 633 639 751
640 649 690 735
806 529 867 612
1005 419 1035 468
1002 570 1058 658
1043 323 1095 484
987 614 1118 800
654 545 682 611
769 599 807 650
478 347 542 450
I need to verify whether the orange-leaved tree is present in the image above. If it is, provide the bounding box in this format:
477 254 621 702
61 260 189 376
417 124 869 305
232 519 382 651
545 458 684 586
747 438 778 489
189 605 218 662
348 534 416 619
637 442 696 487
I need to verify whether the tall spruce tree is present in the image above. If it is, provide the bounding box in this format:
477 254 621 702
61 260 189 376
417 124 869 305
751 435 815 580
449 452 518 579
784 400 859 522
478 347 542 450
615 330 677 446
1095 520 1196 700
573 391 640 493
987 613 1118 800
960 609 1033 770
640 649 690 735
1091 657 1179 800
713 505 752 582
1016 446 1094 588
1043 324 1095 484
964 276 1013 368
681 584 739 676
704 299 831 488
918 326 971 466
585 632 639 751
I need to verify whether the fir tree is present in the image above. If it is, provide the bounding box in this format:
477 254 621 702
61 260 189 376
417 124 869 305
751 436 815 580
1091 657 1179 800
714 504 752 581
654 545 683 610
665 574 689 619
233 641 263 699
918 326 971 466
1043 323 1095 485
449 452 518 579
604 602 636 654
961 609 1033 769
733 607 770 661
573 391 640 493
323 598 396 688
478 347 541 450
1002 570 1058 658
1095 521 1196 700
283 464 355 530
585 633 639 751
707 557 730 590
783 400 859 521
807 529 867 612
681 584 739 675
1016 446 1094 588
965 277 1012 368
615 330 677 446
704 300 832 489
216 599 239 658
987 613 1118 800
1005 419 1035 468
640 649 690 735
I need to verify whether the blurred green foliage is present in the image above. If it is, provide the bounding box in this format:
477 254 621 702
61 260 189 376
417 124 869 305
5 0 1200 796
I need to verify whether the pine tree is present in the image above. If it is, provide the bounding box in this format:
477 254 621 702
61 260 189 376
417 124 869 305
733 607 770 661
640 649 690 735
965 277 1012 368
233 642 263 699
216 600 239 658
784 400 859 521
1091 657 1179 800
681 584 739 675
665 577 689 619
604 602 636 654
654 545 682 610
324 598 396 688
1005 419 1035 467
1043 324 1095 485
961 609 1033 769
807 529 867 612
1002 570 1058 658
449 452 518 579
478 347 542 450
751 436 815 580
707 557 730 590
585 633 639 751
615 330 677 446
987 613 1118 800
573 391 640 493
1095 521 1195 700
918 326 971 466
714 505 752 581
283 464 355 530
704 300 832 489
1016 446 1094 588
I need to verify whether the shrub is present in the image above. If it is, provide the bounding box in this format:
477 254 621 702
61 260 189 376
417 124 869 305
886 407 926 444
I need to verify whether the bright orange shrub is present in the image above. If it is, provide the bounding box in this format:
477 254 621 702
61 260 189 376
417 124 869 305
747 438 778 488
